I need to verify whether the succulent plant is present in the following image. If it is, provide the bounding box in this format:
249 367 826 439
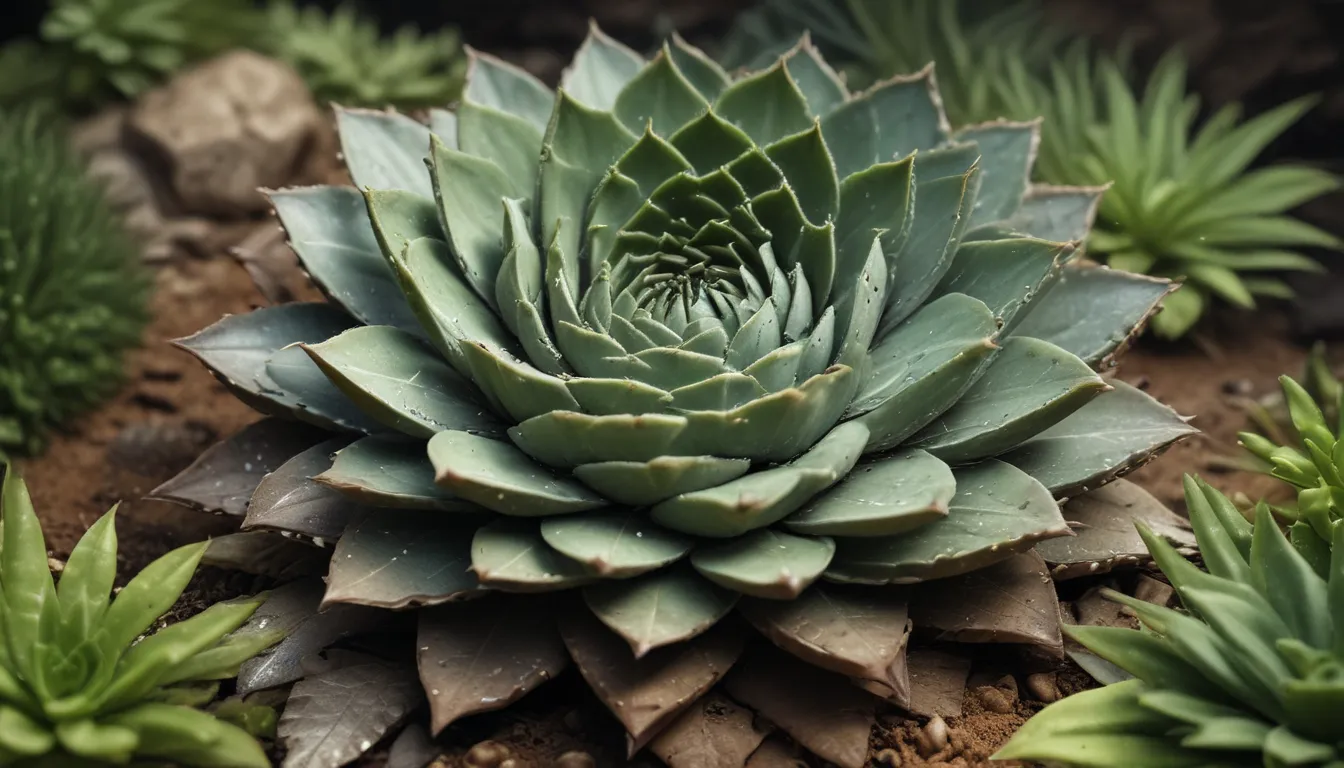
265 1 466 110
0 465 285 766
0 106 149 457
995 475 1344 766
159 28 1196 766
997 49 1341 339
0 0 261 111
1240 343 1342 449
1241 371 1344 569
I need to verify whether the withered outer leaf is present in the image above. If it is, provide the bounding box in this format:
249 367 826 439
202 532 329 581
909 551 1063 652
278 658 423 768
904 648 973 718
1037 478 1197 579
737 585 911 696
150 418 330 516
650 693 769 768
559 609 746 757
722 644 879 768
745 737 810 767
417 595 570 734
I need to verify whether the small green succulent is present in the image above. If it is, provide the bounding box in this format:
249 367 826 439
1241 371 1344 567
995 475 1344 766
0 0 261 111
162 26 1197 766
0 106 149 457
722 0 1342 339
0 466 285 766
265 1 466 110
998 49 1341 339
1241 343 1342 449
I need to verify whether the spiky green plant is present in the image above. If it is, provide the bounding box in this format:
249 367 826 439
995 476 1344 766
721 0 1342 339
161 28 1196 766
265 1 465 109
0 0 261 111
1241 372 1344 568
0 107 149 457
0 466 285 766
1241 343 1342 449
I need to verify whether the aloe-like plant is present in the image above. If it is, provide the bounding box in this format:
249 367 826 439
160 27 1197 766
722 0 1342 339
1241 371 1344 567
0 0 260 111
265 1 465 110
0 466 284 766
0 106 149 457
995 475 1344 766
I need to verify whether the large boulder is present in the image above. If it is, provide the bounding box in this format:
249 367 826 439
129 50 323 217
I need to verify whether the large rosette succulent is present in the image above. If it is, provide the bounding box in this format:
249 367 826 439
157 26 1197 767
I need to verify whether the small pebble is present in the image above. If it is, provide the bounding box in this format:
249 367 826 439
464 741 511 768
875 747 902 766
554 752 596 768
1222 378 1254 396
918 715 949 756
992 674 1019 699
498 761 518 768
1026 671 1060 703
977 686 1014 714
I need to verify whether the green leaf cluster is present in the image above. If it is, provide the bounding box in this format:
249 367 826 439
0 467 285 766
1241 370 1344 564
720 0 1341 338
263 1 466 110
0 0 262 112
0 106 148 457
167 27 1194 763
995 475 1344 766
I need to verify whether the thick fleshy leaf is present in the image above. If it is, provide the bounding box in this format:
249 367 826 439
780 35 847 116
540 513 693 578
470 520 594 591
315 436 468 511
910 337 1110 462
910 552 1063 650
738 584 911 695
956 120 1038 230
1037 480 1196 579
429 430 605 516
278 659 423 768
1 471 57 689
650 693 769 768
560 610 745 754
935 237 1069 329
714 61 812 145
455 102 543 202
852 292 997 452
271 187 423 334
650 421 867 537
418 596 570 734
245 438 361 540
1012 265 1174 368
428 136 516 309
463 50 554 131
835 157 913 289
821 68 949 180
263 344 389 433
826 461 1070 584
691 530 835 599
324 513 479 609
335 108 433 197
583 566 739 657
573 456 751 506
304 326 502 440
1004 185 1106 244
151 419 329 516
1001 381 1196 496
784 450 955 537
614 51 710 135
723 644 878 768
666 33 732 101
765 123 840 226
561 23 645 110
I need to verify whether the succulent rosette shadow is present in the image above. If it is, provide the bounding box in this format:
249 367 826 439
156 26 1198 767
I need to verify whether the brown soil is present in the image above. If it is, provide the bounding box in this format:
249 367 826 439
13 245 1318 767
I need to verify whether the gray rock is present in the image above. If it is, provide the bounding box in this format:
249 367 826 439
130 51 322 217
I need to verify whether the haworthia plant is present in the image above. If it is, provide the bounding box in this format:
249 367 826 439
0 466 285 766
162 27 1194 768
